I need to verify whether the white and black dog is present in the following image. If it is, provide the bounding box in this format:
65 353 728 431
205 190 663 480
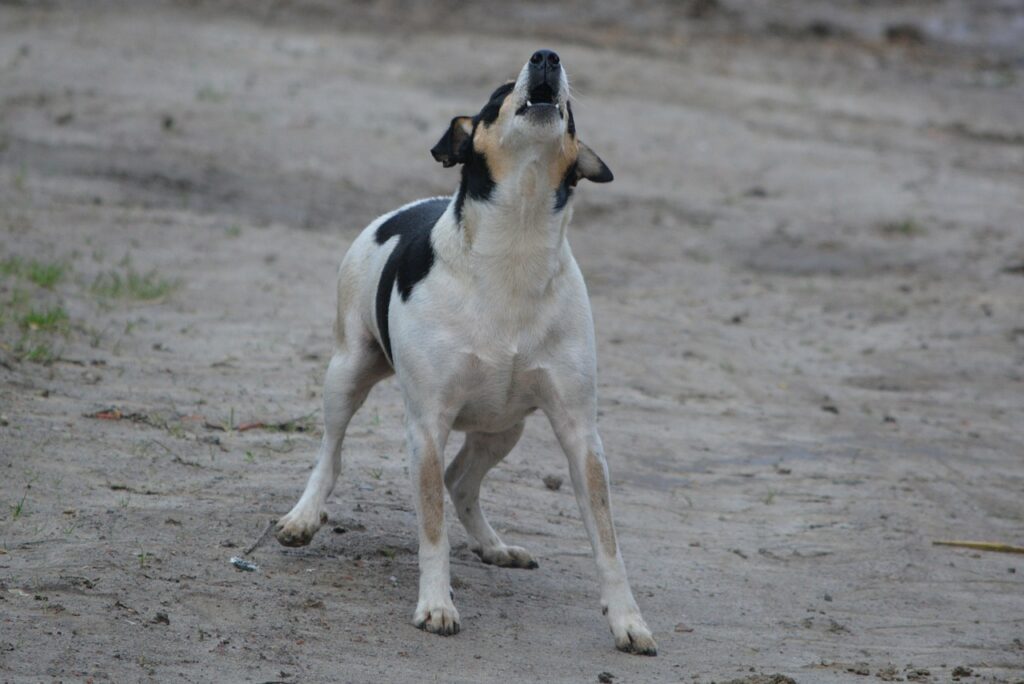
275 49 656 655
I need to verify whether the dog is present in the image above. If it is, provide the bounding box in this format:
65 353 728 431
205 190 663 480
274 49 656 655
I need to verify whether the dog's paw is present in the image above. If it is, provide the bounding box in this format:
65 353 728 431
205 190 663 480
473 544 538 569
413 599 461 636
274 509 328 547
608 608 657 656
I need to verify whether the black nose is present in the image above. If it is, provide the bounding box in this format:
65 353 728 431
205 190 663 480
530 49 560 69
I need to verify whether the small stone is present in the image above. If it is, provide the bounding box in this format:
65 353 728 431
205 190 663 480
597 673 615 684
153 612 169 625
674 622 694 633
542 475 563 491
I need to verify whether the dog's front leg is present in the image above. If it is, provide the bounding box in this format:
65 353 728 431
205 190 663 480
405 417 460 635
546 404 657 655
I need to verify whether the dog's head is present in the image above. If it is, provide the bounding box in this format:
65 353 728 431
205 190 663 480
431 50 612 216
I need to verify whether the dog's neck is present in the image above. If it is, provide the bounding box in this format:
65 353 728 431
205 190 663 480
445 150 574 297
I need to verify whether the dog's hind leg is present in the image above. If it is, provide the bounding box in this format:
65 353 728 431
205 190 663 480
275 338 391 547
444 422 538 569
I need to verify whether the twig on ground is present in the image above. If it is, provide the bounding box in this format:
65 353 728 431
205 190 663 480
243 519 277 556
933 540 1024 554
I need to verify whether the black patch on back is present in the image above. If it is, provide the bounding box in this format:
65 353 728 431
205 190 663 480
374 198 448 364
554 161 578 212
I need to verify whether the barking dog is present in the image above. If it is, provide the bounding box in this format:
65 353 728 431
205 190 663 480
275 49 657 655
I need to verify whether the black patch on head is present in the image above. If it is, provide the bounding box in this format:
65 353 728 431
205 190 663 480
440 82 513 223
554 161 577 212
454 147 496 223
478 82 515 127
374 198 448 364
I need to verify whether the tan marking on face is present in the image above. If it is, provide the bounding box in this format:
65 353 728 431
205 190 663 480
585 451 617 556
473 102 579 195
470 80 578 197
419 442 444 545
472 99 516 183
548 136 579 189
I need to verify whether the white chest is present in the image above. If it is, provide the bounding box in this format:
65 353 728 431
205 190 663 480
449 349 546 433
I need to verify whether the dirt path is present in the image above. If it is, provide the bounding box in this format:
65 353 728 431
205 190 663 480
1 3 1023 682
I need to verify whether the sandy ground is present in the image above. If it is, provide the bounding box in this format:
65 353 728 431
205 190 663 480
2 2 1023 682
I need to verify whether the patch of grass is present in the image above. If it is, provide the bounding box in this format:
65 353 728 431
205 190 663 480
879 219 926 237
26 260 66 288
0 257 67 288
19 306 68 332
9 490 28 520
91 267 180 301
0 255 23 278
20 342 57 364
1 285 68 364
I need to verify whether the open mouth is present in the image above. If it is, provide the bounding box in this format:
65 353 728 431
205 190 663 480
516 83 562 117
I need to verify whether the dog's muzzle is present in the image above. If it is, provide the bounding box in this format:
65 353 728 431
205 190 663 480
516 49 563 119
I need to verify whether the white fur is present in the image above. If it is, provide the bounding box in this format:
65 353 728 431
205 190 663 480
275 56 656 655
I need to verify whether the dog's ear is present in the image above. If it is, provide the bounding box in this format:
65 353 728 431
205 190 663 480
430 116 474 168
575 141 613 185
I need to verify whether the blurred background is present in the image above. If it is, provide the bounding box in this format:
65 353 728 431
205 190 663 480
1 2 1022 682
